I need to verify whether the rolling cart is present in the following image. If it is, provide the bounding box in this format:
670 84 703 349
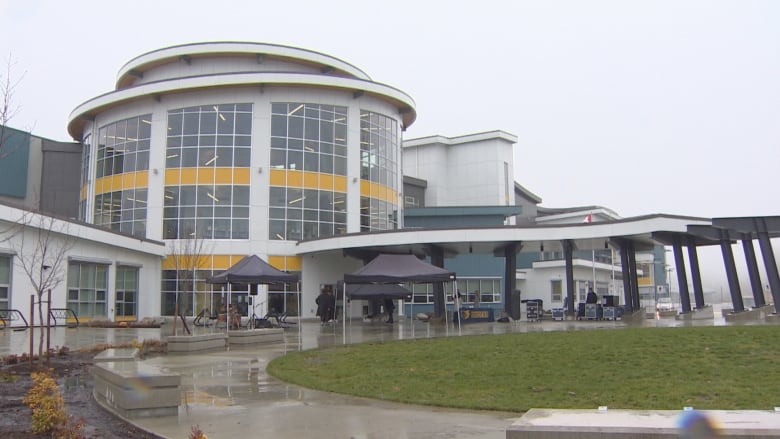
526 300 541 322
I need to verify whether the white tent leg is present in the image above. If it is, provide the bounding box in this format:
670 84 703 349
226 284 232 336
444 282 449 328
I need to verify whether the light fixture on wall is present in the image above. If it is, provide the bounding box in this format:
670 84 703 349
469 244 473 254
258 167 263 174
540 243 544 252
604 240 609 249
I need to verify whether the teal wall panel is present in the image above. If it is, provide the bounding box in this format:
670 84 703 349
0 126 30 198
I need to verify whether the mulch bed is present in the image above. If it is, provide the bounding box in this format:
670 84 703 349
0 351 163 438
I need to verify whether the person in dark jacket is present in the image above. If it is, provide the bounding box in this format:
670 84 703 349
316 290 336 326
586 288 598 304
383 298 395 324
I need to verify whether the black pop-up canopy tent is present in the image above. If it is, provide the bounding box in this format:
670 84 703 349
344 253 455 284
343 254 457 330
207 255 299 331
340 282 413 301
208 254 299 284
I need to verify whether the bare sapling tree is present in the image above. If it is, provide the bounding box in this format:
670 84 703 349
11 210 74 358
0 53 26 240
168 230 209 335
1 52 25 158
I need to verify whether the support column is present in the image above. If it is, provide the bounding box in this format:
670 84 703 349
719 230 744 313
672 237 692 313
686 237 705 309
741 237 766 308
619 243 633 313
430 247 446 318
627 241 641 312
563 240 575 315
504 243 518 317
754 218 780 313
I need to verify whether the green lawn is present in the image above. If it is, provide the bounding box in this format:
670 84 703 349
267 326 780 412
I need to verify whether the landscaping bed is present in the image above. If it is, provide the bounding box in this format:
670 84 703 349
0 349 163 438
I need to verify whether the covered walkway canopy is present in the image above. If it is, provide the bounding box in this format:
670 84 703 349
296 214 780 318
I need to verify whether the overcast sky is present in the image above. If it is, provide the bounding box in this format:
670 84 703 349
1 0 779 294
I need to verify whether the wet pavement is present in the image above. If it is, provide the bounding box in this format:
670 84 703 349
1 305 776 439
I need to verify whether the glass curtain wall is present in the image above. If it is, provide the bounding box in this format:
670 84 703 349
269 103 348 240
93 116 152 237
78 134 91 221
359 110 399 231
163 103 252 240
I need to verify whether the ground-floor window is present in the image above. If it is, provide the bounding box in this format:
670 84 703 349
409 278 500 305
577 280 590 302
410 283 435 304
67 262 108 319
115 266 138 319
457 278 501 304
161 269 215 317
268 285 300 316
551 279 562 302
0 255 10 310
161 269 300 317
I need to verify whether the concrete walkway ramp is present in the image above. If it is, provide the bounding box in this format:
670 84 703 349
507 408 780 438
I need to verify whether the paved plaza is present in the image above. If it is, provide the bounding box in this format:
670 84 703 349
0 307 772 438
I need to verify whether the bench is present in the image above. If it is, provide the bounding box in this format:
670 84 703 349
92 360 180 419
166 333 227 353
228 328 284 345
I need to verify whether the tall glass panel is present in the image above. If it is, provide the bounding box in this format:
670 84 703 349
79 134 91 221
164 104 252 239
359 110 399 231
269 103 348 240
92 115 151 237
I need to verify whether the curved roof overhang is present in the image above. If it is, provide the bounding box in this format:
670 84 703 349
295 214 712 259
653 216 780 247
116 41 372 88
68 72 416 140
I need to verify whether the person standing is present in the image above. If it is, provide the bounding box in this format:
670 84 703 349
316 290 335 326
383 298 395 324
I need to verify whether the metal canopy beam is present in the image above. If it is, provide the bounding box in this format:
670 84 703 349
685 225 742 243
652 231 719 247
712 216 780 237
